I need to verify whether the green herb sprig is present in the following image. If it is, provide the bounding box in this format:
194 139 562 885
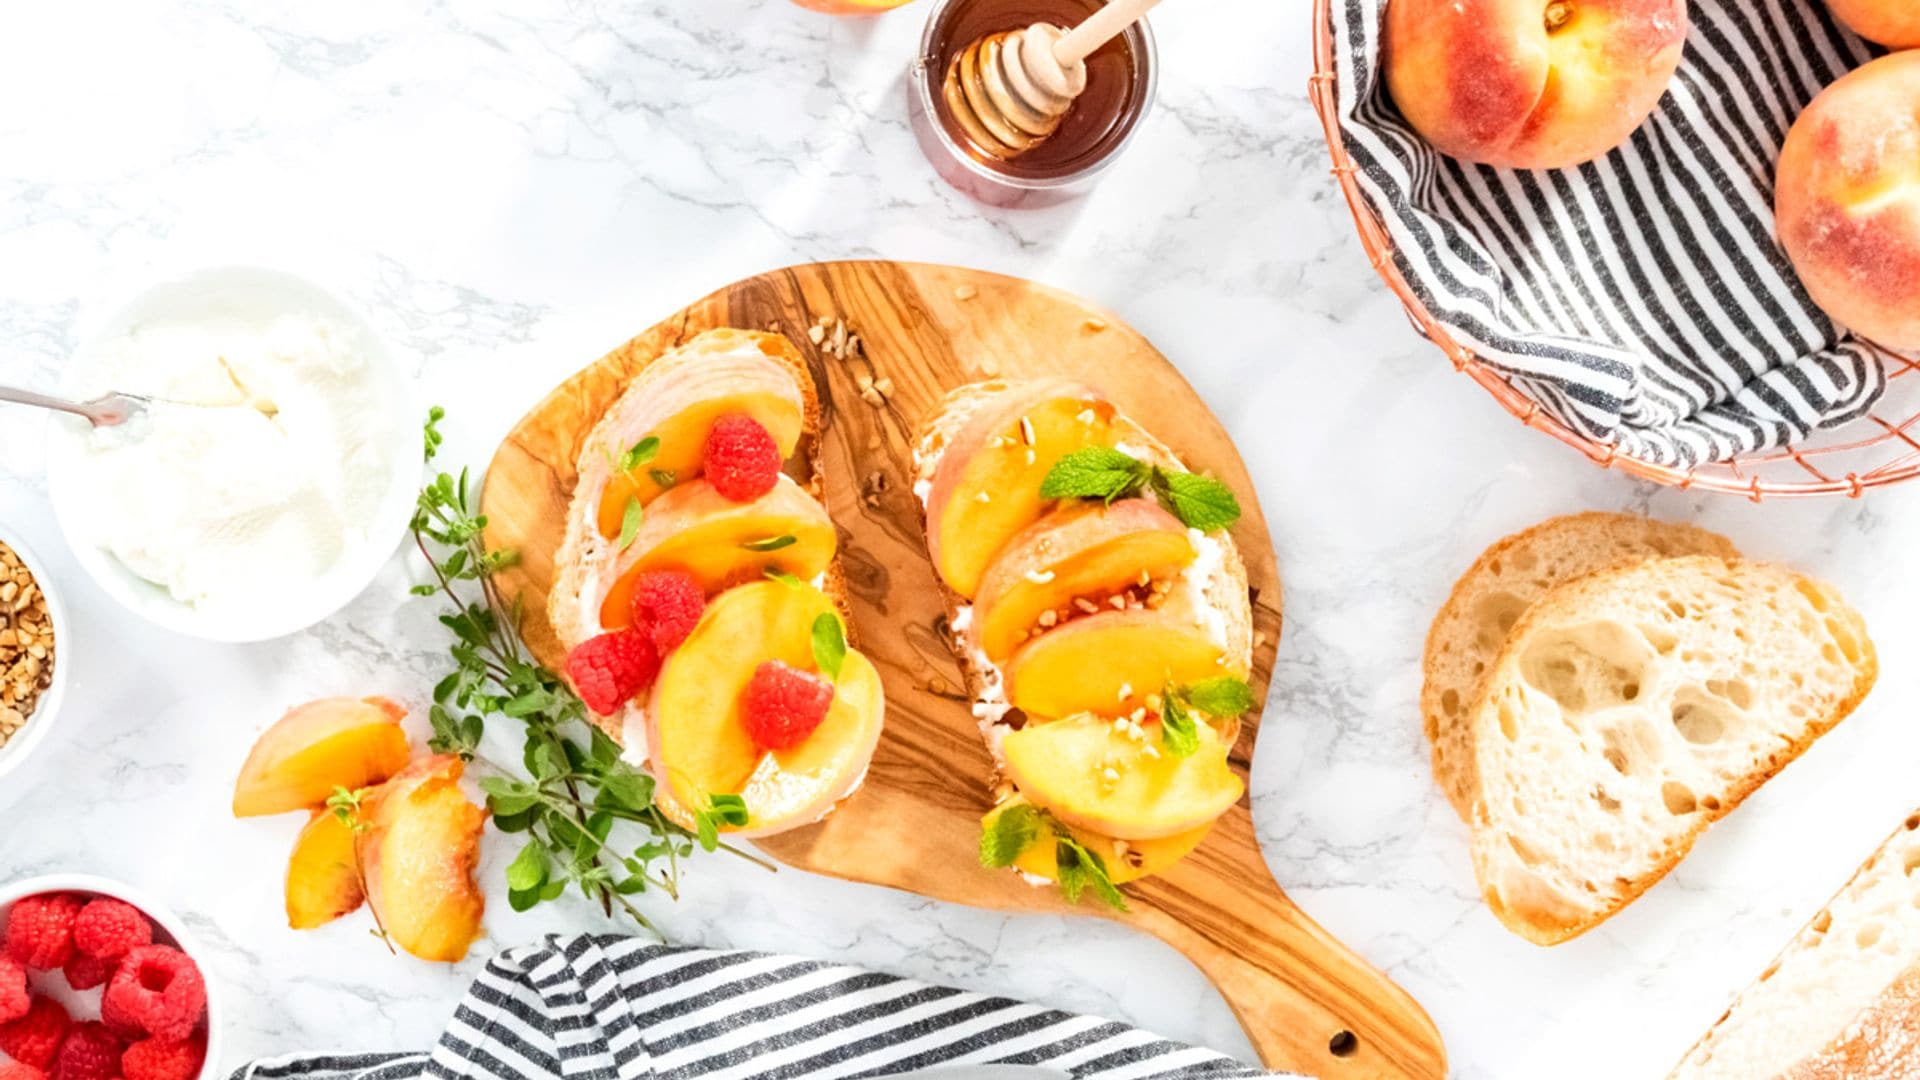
1158 676 1257 758
979 803 1127 912
1039 448 1241 532
411 408 770 935
326 785 396 953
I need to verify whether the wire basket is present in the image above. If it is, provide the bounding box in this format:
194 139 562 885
1308 0 1920 500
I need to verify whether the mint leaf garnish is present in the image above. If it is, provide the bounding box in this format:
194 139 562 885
1039 447 1150 503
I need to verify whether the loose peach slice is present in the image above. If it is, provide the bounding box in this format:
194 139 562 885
1004 611 1240 720
1002 715 1243 840
599 477 837 627
233 697 413 818
983 795 1212 886
646 580 881 836
285 809 363 930
592 353 806 538
926 381 1119 598
973 499 1194 661
356 755 488 963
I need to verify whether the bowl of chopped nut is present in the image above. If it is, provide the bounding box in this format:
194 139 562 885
0 523 66 782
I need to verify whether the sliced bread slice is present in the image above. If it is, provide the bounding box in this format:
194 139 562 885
1469 556 1876 945
1671 810 1920 1080
1425 513 1739 819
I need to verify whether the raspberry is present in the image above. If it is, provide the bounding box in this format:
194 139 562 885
5 895 82 970
61 953 114 993
0 1063 45 1080
564 630 659 716
50 1023 120 1080
741 660 835 751
101 947 205 1044
702 414 781 502
631 571 705 655
72 899 150 963
120 1033 204 1080
0 998 71 1070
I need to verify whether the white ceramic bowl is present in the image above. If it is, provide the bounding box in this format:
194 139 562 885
45 266 418 643
0 525 69 785
0 874 222 1078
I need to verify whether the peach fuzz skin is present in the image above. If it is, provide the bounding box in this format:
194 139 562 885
1383 0 1687 169
1776 51 1920 350
1826 0 1920 47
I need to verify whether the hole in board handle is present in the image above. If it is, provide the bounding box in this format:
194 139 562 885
1328 1030 1358 1057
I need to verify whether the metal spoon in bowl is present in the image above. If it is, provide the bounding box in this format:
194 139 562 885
0 385 278 428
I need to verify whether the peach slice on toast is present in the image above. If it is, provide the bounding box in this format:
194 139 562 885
646 580 881 837
1002 714 1243 840
983 794 1212 886
1004 609 1244 720
973 499 1195 661
922 380 1121 599
233 697 413 818
355 755 488 963
597 476 837 627
285 809 364 930
588 337 809 537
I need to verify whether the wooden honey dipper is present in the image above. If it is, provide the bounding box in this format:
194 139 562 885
942 0 1163 160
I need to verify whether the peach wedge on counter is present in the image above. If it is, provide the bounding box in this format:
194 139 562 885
597 475 837 627
233 696 412 817
285 808 365 930
925 381 1121 598
355 755 488 963
646 580 883 837
1001 712 1243 841
973 499 1195 662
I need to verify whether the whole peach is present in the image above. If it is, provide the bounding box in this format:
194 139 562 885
1383 0 1689 169
1777 51 1920 350
1826 0 1920 48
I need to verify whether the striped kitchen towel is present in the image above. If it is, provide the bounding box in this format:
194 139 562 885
1329 0 1889 467
230 935 1294 1080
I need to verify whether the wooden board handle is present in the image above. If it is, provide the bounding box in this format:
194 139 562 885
1129 814 1447 1079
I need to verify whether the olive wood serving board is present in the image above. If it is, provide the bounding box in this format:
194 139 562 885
480 261 1446 1080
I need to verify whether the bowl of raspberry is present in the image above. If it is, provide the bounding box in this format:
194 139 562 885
0 876 219 1080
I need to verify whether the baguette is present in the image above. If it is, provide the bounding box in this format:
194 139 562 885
1424 513 1738 819
1470 556 1875 945
1671 810 1920 1080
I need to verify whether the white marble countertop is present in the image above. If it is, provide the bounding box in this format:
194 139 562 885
3 2 1919 1078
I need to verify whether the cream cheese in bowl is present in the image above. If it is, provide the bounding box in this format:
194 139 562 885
47 267 417 642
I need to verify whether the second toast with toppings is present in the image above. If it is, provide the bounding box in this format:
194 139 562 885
912 378 1256 902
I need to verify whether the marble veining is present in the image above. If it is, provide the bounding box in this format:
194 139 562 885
5 3 1920 1078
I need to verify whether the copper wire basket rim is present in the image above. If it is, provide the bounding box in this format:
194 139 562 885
1308 0 1920 500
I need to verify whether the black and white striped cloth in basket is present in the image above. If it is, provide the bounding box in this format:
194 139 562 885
1330 0 1889 466
230 936 1294 1080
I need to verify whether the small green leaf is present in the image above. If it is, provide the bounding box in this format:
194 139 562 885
617 497 645 552
980 803 1044 868
742 534 797 552
1184 676 1256 718
600 769 655 813
506 839 548 891
648 468 677 489
811 613 847 682
1160 685 1200 758
764 569 804 589
617 436 660 473
480 776 540 816
1039 447 1150 503
1150 468 1241 531
1055 833 1127 911
709 793 750 825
